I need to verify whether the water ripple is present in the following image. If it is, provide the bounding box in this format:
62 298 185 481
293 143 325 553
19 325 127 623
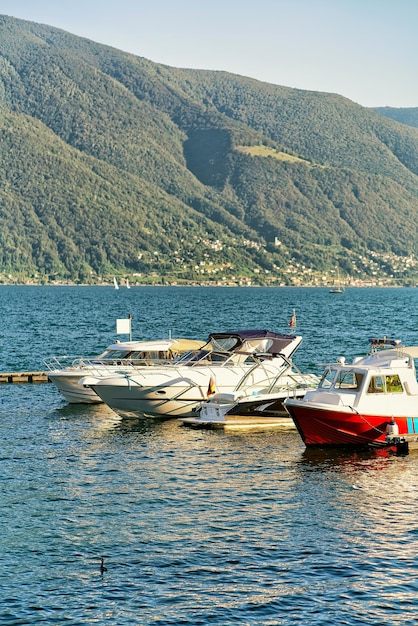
1 287 418 623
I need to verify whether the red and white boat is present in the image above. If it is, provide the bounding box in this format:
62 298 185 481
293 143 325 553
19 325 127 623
285 339 418 448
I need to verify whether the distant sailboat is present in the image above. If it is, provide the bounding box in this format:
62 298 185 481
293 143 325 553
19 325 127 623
329 269 345 293
113 277 119 290
126 278 130 289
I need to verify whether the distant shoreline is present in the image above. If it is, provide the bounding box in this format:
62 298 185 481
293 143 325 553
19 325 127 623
0 282 415 289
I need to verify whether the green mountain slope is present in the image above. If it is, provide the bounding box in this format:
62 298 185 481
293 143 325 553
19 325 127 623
0 15 417 285
374 107 418 129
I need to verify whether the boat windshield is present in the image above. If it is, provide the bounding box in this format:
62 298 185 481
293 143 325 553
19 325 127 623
175 349 231 365
318 367 338 389
318 367 364 391
91 349 172 364
210 336 242 352
92 349 133 362
333 370 364 390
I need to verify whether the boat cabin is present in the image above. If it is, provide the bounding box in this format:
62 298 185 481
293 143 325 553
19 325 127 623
308 345 418 412
45 338 205 372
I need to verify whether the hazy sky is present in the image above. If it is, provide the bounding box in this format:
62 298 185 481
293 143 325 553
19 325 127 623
0 0 416 108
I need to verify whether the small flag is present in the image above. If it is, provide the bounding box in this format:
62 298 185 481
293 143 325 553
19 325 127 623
289 309 297 328
207 377 216 397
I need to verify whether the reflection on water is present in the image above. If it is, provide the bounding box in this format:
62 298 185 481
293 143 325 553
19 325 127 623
3 385 418 625
298 445 391 470
2 287 418 624
53 399 117 420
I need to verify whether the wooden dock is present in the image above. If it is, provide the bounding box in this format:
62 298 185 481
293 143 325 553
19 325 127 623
0 371 50 384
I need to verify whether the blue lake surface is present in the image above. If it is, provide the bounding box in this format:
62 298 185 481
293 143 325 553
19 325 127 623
1 286 418 625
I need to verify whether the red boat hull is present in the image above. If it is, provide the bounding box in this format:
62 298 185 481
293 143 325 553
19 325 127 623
286 404 413 447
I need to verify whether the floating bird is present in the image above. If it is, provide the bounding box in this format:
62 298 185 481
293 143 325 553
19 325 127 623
100 557 108 574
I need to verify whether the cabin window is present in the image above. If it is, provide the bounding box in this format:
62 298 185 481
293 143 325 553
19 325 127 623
243 354 260 365
367 375 403 394
386 375 403 393
367 375 385 393
129 350 168 361
211 352 230 362
334 370 363 390
127 350 168 364
93 350 131 362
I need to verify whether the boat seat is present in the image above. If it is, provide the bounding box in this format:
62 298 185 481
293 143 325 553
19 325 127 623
309 391 343 405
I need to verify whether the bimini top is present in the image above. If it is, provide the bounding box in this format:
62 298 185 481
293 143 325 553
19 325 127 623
207 330 301 356
101 338 204 355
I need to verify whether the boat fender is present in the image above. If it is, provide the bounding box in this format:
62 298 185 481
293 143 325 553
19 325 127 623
386 417 399 438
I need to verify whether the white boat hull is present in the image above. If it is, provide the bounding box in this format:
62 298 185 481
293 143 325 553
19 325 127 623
88 377 234 418
87 360 294 419
48 372 102 403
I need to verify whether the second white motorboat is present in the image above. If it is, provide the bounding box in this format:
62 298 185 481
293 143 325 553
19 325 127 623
81 330 304 419
45 338 203 403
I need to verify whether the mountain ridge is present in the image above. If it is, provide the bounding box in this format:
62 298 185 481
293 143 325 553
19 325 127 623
0 15 417 285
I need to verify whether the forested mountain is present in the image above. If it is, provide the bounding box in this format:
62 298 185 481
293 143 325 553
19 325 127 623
374 107 418 129
0 15 417 285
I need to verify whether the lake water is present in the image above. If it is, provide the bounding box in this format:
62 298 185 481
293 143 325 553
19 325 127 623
1 286 418 625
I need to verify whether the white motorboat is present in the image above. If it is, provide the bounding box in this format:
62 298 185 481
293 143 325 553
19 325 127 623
45 338 203 403
181 363 319 429
81 330 304 419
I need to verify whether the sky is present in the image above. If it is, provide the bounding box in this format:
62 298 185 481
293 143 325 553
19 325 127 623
0 0 416 108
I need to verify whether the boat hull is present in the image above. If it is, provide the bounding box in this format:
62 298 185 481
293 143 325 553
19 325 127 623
226 395 294 419
48 372 102 403
87 358 300 419
285 401 415 447
181 393 308 429
89 382 211 418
